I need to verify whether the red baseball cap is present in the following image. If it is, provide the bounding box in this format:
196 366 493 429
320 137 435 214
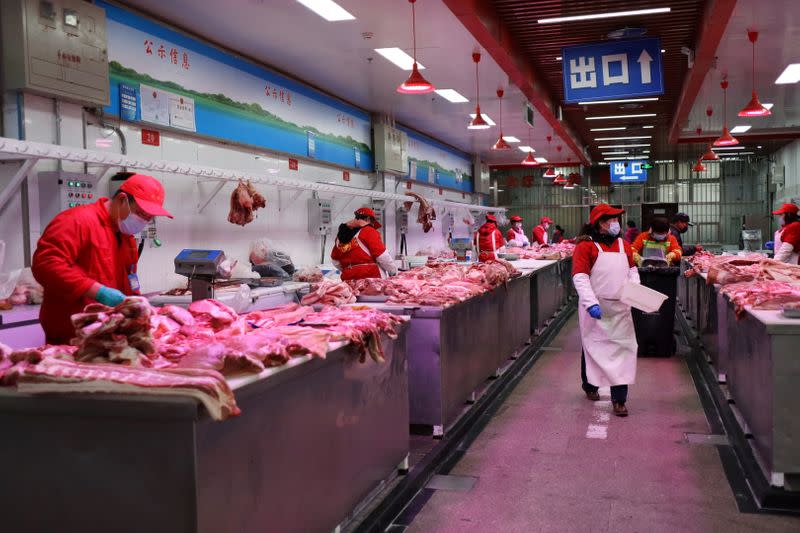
120 174 173 218
510 215 523 223
590 204 625 225
540 216 554 224
772 203 799 215
486 214 498 223
355 207 381 228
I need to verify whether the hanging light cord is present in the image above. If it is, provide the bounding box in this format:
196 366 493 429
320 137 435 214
411 0 418 65
475 60 480 107
751 40 756 92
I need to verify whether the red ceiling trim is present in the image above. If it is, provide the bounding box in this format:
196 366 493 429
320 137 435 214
678 131 800 143
668 0 738 144
442 0 591 167
489 162 584 170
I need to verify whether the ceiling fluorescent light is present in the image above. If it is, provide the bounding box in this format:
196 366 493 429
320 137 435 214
712 146 745 151
469 113 496 126
590 126 626 132
534 157 548 163
375 48 424 70
642 125 655 129
775 63 800 84
434 89 469 103
643 150 650 153
538 7 670 24
296 0 355 21
556 56 563 60
578 97 659 105
730 125 752 134
605 156 649 161
518 146 535 153
602 151 629 155
763 103 774 110
586 113 657 120
597 144 650 149
594 135 652 141
655 160 675 164
503 136 521 143
736 152 755 155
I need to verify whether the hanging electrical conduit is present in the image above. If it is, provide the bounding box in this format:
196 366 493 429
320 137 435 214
0 136 503 215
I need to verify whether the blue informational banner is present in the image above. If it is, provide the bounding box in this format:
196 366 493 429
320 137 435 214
119 84 138 121
562 38 664 103
399 126 473 193
98 1 373 171
610 160 649 183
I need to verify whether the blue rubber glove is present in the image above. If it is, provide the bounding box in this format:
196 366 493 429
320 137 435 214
587 304 602 320
96 286 126 307
765 241 774 250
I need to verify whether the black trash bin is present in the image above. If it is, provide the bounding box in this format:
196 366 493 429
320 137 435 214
632 266 680 357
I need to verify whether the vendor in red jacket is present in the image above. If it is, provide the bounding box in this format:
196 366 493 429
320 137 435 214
773 203 800 264
506 215 530 247
331 207 397 281
32 173 173 344
532 216 554 245
474 214 505 262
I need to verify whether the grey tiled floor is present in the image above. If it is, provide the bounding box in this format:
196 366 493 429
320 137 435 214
405 316 800 533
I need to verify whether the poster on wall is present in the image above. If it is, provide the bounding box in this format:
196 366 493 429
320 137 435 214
400 127 473 193
99 1 373 171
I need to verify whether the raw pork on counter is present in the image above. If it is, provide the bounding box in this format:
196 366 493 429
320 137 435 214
720 281 800 317
301 280 356 306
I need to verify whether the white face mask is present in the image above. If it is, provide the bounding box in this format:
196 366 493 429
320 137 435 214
119 211 149 235
780 215 786 227
652 233 668 241
606 221 621 236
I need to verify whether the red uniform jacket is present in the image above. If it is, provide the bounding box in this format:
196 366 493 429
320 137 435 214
474 223 504 262
532 224 549 245
32 199 139 344
572 238 636 276
780 221 800 257
331 226 386 281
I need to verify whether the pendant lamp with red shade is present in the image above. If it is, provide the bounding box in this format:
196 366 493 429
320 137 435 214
692 159 707 172
492 88 511 150
738 30 771 117
542 134 556 177
520 127 537 165
701 107 720 161
468 52 490 129
714 79 739 147
397 0 435 94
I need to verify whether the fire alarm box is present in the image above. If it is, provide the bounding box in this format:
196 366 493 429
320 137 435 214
1 0 109 106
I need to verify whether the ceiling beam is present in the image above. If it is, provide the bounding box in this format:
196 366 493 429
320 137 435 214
668 0 738 144
442 0 591 167
678 130 800 143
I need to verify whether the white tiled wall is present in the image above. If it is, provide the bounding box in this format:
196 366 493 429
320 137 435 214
1 93 477 292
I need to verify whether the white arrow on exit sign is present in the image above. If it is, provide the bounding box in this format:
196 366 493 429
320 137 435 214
638 49 654 84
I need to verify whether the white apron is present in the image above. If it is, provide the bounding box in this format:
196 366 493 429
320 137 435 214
775 228 799 264
577 239 638 387
509 227 530 247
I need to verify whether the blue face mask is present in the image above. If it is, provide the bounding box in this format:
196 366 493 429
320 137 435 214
119 212 149 235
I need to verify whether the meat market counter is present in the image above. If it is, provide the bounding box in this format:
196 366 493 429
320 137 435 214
0 330 409 533
510 258 574 335
720 297 800 491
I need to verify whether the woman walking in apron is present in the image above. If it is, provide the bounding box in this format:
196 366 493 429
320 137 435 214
572 204 641 417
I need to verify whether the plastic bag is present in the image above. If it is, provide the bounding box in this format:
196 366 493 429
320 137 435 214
252 262 290 279
0 241 23 301
249 239 295 274
293 265 324 283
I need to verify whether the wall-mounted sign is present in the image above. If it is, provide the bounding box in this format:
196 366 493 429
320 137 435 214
141 129 160 146
562 37 664 103
610 160 648 183
289 158 299 171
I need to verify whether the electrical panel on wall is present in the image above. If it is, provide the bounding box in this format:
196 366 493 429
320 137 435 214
38 171 100 229
370 199 385 230
308 198 332 235
397 208 409 234
373 123 408 175
472 157 491 194
1 0 109 106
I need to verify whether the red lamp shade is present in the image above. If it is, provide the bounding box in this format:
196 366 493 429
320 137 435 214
692 160 707 172
543 166 556 179
701 145 720 161
397 63 435 94
492 134 511 150
521 152 538 166
738 91 771 117
553 173 567 185
469 106 490 129
713 126 739 147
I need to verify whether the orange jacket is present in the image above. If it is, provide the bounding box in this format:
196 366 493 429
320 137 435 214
631 231 682 263
32 199 139 344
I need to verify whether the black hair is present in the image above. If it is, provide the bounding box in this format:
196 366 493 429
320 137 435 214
110 171 137 200
555 225 564 232
785 212 799 224
627 220 637 228
650 217 670 233
354 212 371 221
